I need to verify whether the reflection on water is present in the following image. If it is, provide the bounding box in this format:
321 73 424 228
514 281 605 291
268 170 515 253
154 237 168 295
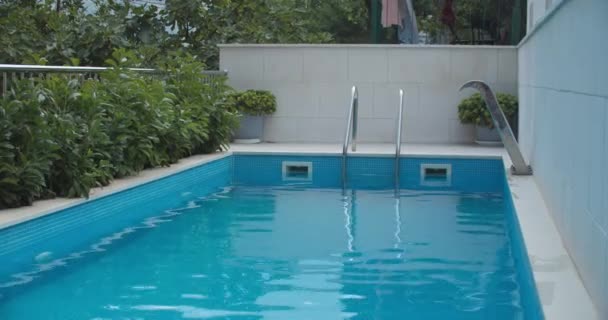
0 186 527 319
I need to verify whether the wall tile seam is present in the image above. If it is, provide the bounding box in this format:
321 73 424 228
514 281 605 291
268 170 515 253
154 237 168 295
256 48 266 81
596 221 608 240
267 116 406 121
293 49 305 83
370 85 381 118
532 150 607 314
495 49 501 82
263 48 297 82
219 44 518 50
533 178 570 241
347 47 390 82
346 48 351 80
602 98 608 232
517 0 571 48
263 80 512 87
420 81 513 87
448 48 454 82
525 85 608 100
582 206 608 239
368 82 423 89
372 57 391 82
266 116 347 120
447 47 505 83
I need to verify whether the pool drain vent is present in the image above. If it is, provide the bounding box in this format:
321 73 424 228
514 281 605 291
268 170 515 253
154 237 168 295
420 164 452 187
282 161 313 181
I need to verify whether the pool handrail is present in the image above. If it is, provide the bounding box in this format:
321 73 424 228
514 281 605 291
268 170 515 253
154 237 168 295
459 80 532 175
342 86 359 187
395 89 405 190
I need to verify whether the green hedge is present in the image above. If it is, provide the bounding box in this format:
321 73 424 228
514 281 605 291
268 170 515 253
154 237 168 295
0 51 238 208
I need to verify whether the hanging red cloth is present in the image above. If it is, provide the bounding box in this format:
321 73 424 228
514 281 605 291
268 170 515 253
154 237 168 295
381 0 402 27
440 0 456 28
440 0 460 42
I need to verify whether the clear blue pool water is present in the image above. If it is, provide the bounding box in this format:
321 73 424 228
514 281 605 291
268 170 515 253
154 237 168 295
0 185 531 319
0 155 542 319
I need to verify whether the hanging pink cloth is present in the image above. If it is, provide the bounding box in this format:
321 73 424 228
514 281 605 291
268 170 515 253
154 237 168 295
381 0 402 27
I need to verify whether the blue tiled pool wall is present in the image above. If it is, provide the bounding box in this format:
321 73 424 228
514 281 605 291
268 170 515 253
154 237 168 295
502 174 544 319
233 154 505 192
0 156 232 279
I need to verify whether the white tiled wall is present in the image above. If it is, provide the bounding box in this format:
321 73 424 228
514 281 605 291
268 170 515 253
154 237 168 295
518 0 608 317
220 44 518 143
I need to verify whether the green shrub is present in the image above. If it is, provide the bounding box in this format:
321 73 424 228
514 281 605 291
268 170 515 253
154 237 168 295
457 92 518 128
0 82 56 207
39 76 110 197
0 50 237 208
159 52 238 154
228 90 277 116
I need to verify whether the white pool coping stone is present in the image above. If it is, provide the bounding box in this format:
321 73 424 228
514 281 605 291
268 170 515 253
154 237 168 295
0 143 597 320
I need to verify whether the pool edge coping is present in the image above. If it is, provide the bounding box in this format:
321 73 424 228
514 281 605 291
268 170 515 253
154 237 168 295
506 173 598 319
231 150 503 160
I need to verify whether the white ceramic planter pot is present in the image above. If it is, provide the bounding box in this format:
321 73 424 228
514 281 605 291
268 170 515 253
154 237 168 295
234 115 264 143
475 125 502 146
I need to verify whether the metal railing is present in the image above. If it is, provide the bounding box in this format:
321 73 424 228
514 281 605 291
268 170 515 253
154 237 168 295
0 64 227 96
342 86 359 187
459 80 532 175
395 89 405 190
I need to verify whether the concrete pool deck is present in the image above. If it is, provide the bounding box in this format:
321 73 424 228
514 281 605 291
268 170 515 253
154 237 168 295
0 143 598 319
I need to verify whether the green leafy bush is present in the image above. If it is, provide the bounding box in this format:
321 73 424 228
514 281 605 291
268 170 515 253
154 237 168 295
0 51 237 208
457 93 518 128
227 90 277 116
159 52 238 154
0 82 56 207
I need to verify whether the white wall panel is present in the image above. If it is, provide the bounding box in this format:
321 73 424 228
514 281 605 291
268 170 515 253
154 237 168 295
220 44 517 144
518 0 608 316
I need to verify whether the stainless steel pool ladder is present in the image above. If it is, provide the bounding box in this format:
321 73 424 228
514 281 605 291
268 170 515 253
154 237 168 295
342 86 359 187
459 80 532 175
395 89 405 190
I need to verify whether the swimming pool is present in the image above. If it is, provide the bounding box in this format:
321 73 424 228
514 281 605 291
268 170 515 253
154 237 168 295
0 154 543 319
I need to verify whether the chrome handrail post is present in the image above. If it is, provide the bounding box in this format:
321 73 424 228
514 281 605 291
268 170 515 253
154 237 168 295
342 86 359 187
395 89 405 191
352 90 358 152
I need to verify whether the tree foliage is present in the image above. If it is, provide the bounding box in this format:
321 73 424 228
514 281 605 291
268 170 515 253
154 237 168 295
414 0 521 44
0 0 374 208
0 0 523 67
0 0 371 68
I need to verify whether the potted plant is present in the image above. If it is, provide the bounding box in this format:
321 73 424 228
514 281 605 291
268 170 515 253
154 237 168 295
457 92 518 145
228 90 277 143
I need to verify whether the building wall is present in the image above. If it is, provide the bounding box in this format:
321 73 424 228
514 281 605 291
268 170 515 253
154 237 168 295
219 44 517 144
527 0 565 32
518 0 608 317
